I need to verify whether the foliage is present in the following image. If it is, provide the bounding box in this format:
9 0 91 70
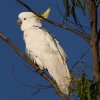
62 0 90 23
62 1 100 99
70 73 99 100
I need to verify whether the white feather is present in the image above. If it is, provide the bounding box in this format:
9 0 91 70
18 12 71 94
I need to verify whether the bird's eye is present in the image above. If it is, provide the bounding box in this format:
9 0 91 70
24 18 26 20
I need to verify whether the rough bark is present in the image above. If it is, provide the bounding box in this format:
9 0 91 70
90 0 100 100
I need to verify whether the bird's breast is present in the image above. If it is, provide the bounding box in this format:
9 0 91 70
24 28 49 50
23 28 59 56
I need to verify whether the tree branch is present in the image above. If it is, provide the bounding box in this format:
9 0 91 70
0 32 68 100
90 0 100 100
16 0 90 44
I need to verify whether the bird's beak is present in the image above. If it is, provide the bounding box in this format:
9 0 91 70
17 18 22 26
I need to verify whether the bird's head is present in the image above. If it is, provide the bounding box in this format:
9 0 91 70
17 8 51 31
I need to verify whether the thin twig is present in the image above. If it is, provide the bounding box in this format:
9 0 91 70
26 89 41 100
70 46 91 72
12 65 53 89
0 32 68 100
56 0 90 34
16 0 90 44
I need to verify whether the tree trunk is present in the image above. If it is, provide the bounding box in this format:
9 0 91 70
90 0 100 100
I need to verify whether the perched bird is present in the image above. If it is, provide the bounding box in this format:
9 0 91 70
17 8 71 94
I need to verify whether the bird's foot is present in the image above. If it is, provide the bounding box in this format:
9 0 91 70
35 67 40 72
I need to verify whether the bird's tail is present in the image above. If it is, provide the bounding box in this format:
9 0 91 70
47 60 71 95
57 64 71 95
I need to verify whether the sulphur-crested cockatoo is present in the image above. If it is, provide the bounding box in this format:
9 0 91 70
17 8 71 94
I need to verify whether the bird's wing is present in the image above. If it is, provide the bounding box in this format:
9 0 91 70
54 39 68 61
24 28 71 94
43 29 68 62
43 29 71 94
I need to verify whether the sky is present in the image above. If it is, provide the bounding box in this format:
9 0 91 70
0 0 96 100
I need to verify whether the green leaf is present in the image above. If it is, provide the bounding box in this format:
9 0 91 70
86 81 91 100
63 0 70 17
75 0 85 15
84 0 90 9
70 5 77 23
63 0 69 8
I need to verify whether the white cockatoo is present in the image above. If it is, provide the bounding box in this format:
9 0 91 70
17 8 71 94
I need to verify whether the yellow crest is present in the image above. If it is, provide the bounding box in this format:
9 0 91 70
41 7 51 19
36 7 51 21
